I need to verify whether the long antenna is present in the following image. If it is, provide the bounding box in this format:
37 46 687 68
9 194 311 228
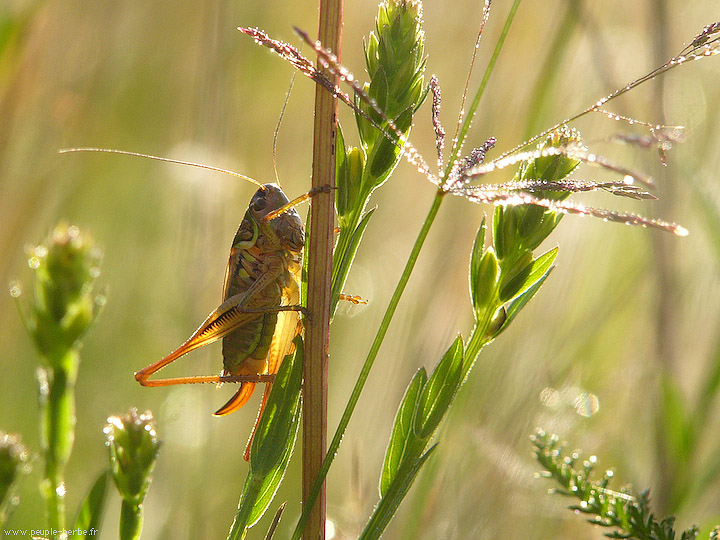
59 147 266 190
273 63 300 184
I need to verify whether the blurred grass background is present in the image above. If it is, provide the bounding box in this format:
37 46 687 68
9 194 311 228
1 0 719 538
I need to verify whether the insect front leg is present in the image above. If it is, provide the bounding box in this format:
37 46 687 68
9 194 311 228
262 184 336 222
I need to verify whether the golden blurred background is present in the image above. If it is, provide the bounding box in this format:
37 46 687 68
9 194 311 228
1 0 719 538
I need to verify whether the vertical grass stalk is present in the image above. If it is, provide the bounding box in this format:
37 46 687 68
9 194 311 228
304 0 343 538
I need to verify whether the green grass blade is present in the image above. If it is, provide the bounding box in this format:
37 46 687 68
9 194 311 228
70 469 109 539
227 339 303 539
414 336 464 440
381 368 427 496
359 445 439 540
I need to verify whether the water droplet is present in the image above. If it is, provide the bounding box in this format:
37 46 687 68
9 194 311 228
28 256 40 269
56 482 67 497
8 281 22 298
575 392 600 417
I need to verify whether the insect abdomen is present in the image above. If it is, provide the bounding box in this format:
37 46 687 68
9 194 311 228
222 308 278 375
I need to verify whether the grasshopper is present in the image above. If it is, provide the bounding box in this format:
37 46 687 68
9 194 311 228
134 183 306 421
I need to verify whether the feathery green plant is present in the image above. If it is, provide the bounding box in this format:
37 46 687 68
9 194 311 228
532 430 718 540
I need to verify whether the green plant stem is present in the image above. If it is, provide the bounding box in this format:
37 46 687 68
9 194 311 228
119 500 143 540
303 0 342 539
464 296 496 373
39 349 79 537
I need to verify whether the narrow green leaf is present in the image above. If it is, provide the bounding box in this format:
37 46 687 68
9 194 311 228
500 247 558 303
469 219 498 314
469 218 488 274
495 266 554 337
367 67 389 122
337 147 365 227
359 444 439 540
380 368 427 496
366 106 412 182
517 205 548 240
331 208 376 316
414 337 464 440
250 337 303 476
71 469 109 538
226 339 303 540
471 248 499 315
335 123 349 219
498 252 534 302
248 406 300 526
493 205 520 261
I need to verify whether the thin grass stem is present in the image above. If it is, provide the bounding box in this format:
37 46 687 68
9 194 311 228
302 1 343 539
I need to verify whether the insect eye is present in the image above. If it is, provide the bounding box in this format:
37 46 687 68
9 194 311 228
252 196 267 212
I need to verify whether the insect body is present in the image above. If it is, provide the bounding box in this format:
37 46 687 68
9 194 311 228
134 183 304 417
